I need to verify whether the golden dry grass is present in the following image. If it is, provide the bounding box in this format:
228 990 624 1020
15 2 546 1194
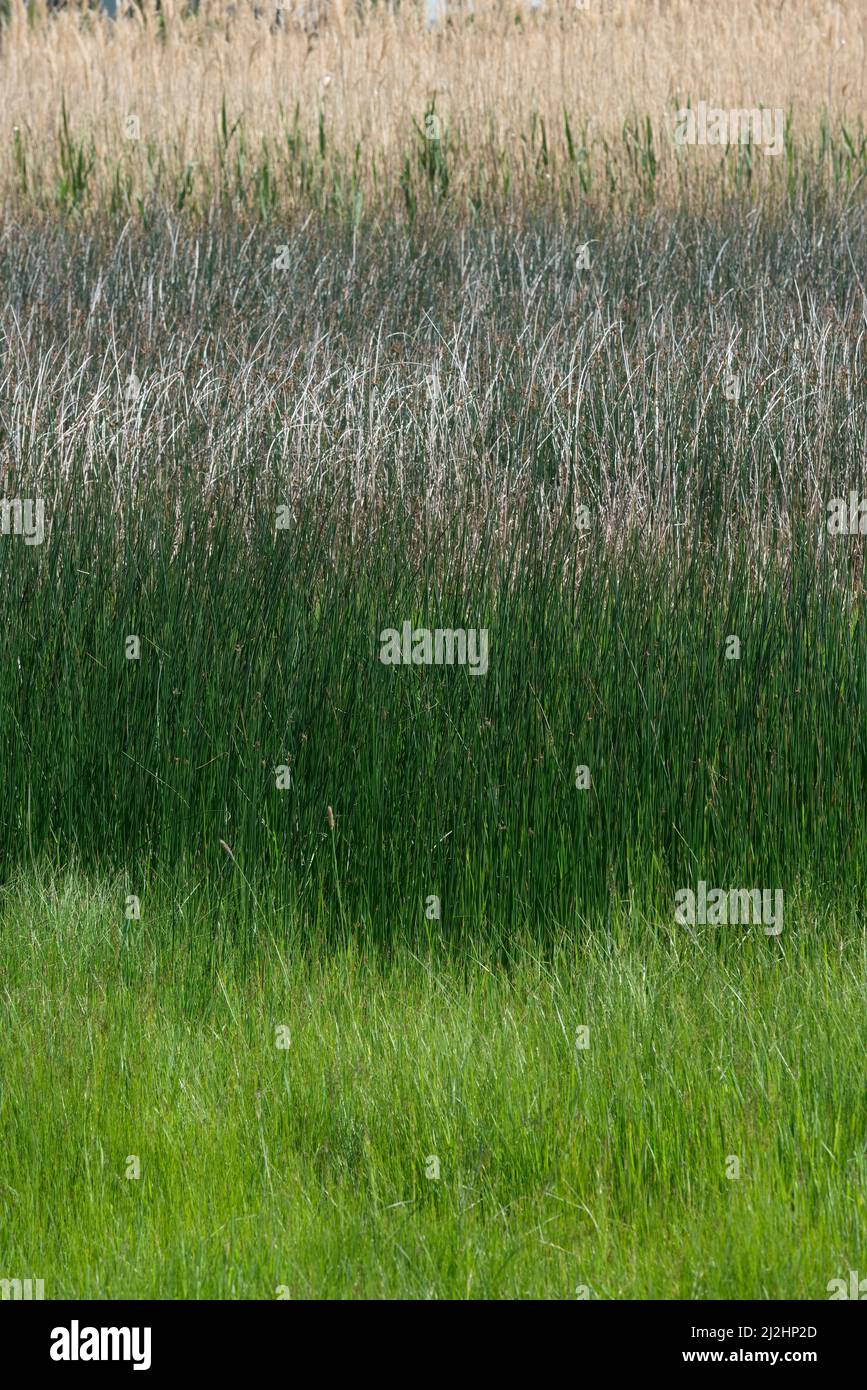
1 0 865 212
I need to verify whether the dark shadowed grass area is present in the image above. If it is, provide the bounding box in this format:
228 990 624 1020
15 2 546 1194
1 493 865 943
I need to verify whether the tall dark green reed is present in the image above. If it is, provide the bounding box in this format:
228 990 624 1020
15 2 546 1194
1 200 865 946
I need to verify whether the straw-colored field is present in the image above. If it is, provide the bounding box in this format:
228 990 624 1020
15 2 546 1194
1 0 865 213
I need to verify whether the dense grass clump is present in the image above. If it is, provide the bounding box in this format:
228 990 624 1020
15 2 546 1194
0 487 865 943
1 209 865 941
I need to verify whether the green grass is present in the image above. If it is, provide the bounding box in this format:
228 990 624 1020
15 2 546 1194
0 184 865 1299
1 208 865 935
1 491 865 939
0 869 864 1299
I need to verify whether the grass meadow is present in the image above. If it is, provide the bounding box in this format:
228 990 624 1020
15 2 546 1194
0 0 865 1300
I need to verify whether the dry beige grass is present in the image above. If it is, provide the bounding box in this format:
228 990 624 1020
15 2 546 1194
1 0 865 211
